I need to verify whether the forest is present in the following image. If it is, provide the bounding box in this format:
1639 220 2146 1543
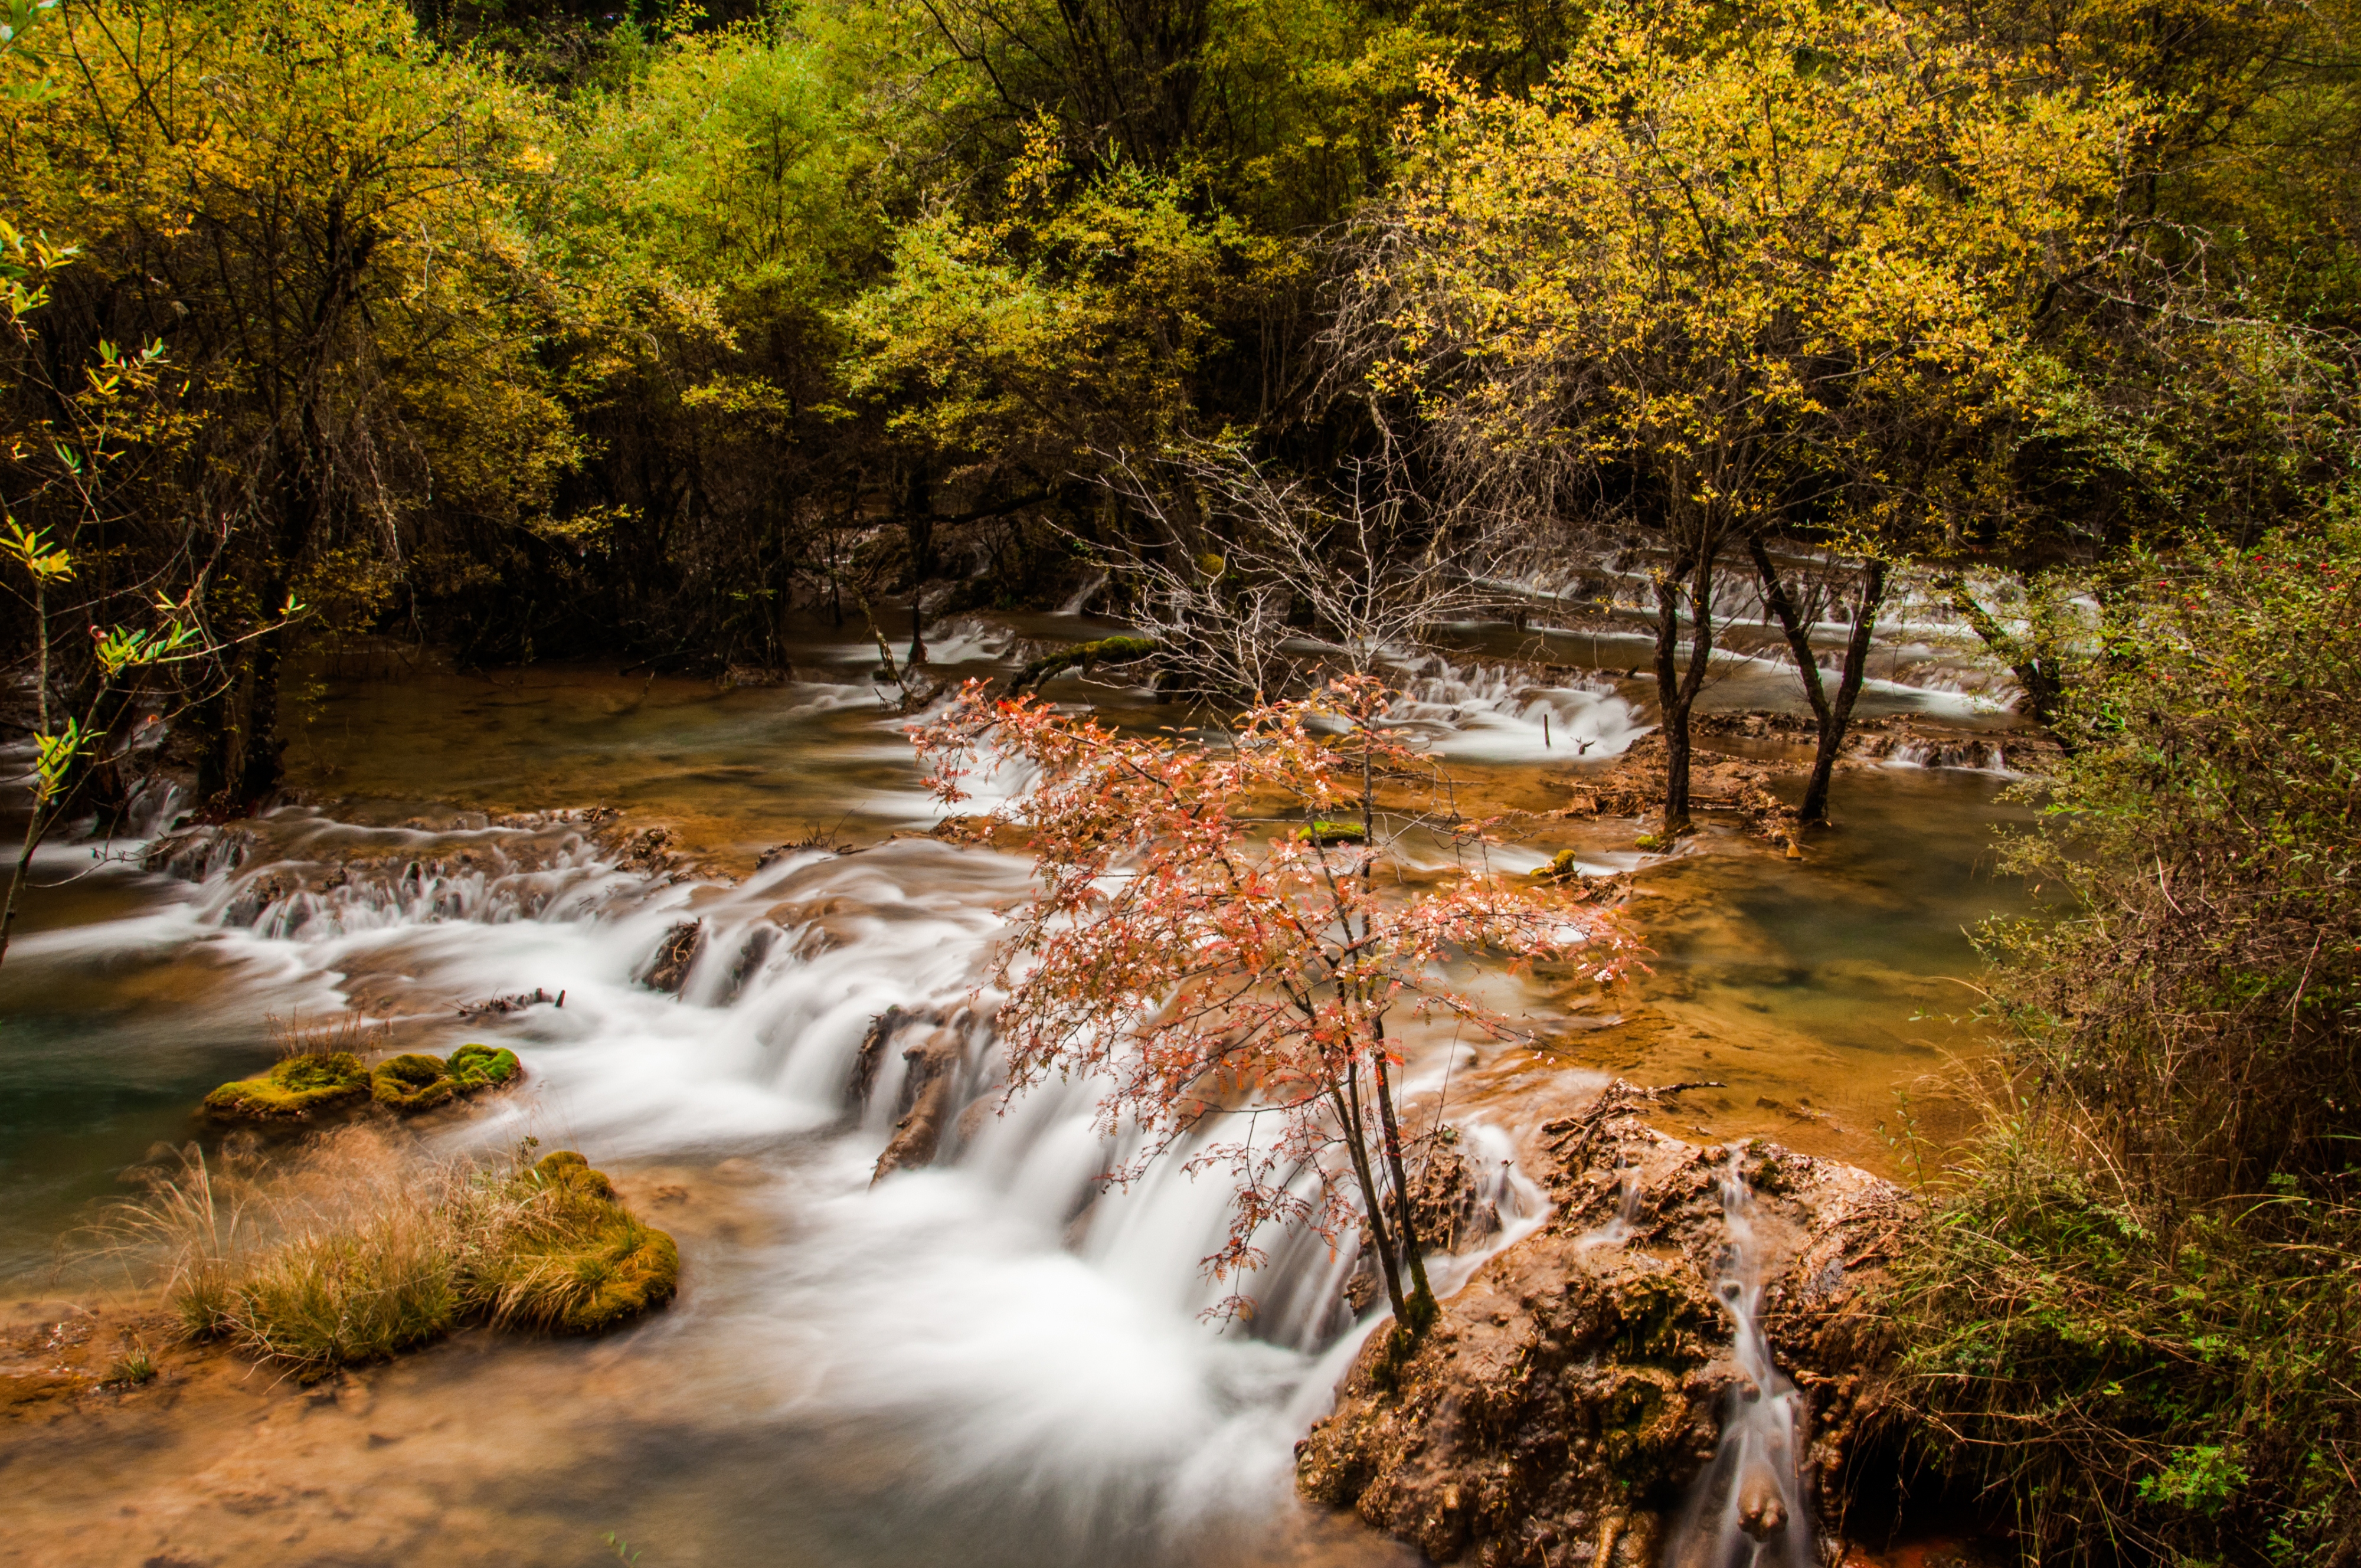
6 0 2361 1562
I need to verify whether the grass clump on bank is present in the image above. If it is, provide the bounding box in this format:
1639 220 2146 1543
106 1130 678 1376
465 1151 680 1333
1886 519 2361 1564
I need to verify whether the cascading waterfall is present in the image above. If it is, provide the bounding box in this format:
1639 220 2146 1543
1666 1153 1818 1568
73 801 1532 1554
1386 655 1644 761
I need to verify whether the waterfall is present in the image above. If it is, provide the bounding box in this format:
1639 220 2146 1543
70 803 1533 1551
1384 655 1644 761
1058 569 1111 616
1665 1153 1817 1568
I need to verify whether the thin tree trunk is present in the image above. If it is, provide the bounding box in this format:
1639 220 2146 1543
1368 1037 1435 1325
0 581 50 970
1748 541 1888 824
1803 561 1885 823
1331 1067 1407 1323
0 797 41 970
236 621 289 810
1936 574 2067 734
906 464 933 667
1653 548 1717 829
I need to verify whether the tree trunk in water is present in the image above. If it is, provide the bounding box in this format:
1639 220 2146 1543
237 623 290 810
1937 575 2068 736
1331 1066 1408 1324
1747 539 1888 824
191 630 290 819
1802 562 1885 823
905 464 934 668
0 795 44 972
1369 1039 1435 1327
0 579 48 970
1652 549 1717 829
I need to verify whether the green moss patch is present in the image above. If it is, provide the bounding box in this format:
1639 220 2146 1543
370 1052 458 1112
448 1043 522 1092
202 1052 371 1121
1528 849 1584 883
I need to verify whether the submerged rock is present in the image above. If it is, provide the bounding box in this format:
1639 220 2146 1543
202 1052 371 1120
1296 1082 1906 1567
642 919 703 993
873 1015 972 1180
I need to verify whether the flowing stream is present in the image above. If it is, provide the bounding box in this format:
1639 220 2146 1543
0 616 2029 1566
1665 1157 1819 1568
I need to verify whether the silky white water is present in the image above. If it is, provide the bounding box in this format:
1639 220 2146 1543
6 788 1450 1564
0 624 2032 1564
1663 1155 1819 1568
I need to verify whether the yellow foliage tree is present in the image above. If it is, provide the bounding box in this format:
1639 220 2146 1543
0 0 584 809
1344 0 2146 824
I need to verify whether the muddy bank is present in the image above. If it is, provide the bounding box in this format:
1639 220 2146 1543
1297 1084 1907 1566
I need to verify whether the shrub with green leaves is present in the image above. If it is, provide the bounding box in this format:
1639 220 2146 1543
1890 510 2361 1564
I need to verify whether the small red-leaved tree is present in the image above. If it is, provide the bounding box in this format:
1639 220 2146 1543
913 674 1628 1333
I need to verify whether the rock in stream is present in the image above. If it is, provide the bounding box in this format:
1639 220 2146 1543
1295 1082 1907 1567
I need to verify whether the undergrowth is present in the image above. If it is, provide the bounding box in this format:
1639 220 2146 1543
1890 1130 2361 1564
1885 517 2361 1565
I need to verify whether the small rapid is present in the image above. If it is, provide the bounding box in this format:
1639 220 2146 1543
1666 1154 1818 1568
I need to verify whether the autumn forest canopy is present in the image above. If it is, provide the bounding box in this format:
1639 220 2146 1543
6 0 2361 813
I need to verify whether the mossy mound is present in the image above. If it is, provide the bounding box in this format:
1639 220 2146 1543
466 1151 678 1333
534 1148 616 1199
202 1052 370 1120
542 1215 679 1333
371 1052 458 1112
448 1043 522 1092
1530 848 1585 883
1297 819 1368 846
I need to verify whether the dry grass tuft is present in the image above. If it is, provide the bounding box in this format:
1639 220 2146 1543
94 1130 676 1376
269 1011 393 1062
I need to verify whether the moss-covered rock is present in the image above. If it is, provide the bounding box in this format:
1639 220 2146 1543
534 1148 616 1200
1011 635 1160 692
448 1043 522 1092
202 1052 371 1120
371 1052 457 1112
466 1151 679 1333
1296 819 1368 846
1529 848 1585 883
